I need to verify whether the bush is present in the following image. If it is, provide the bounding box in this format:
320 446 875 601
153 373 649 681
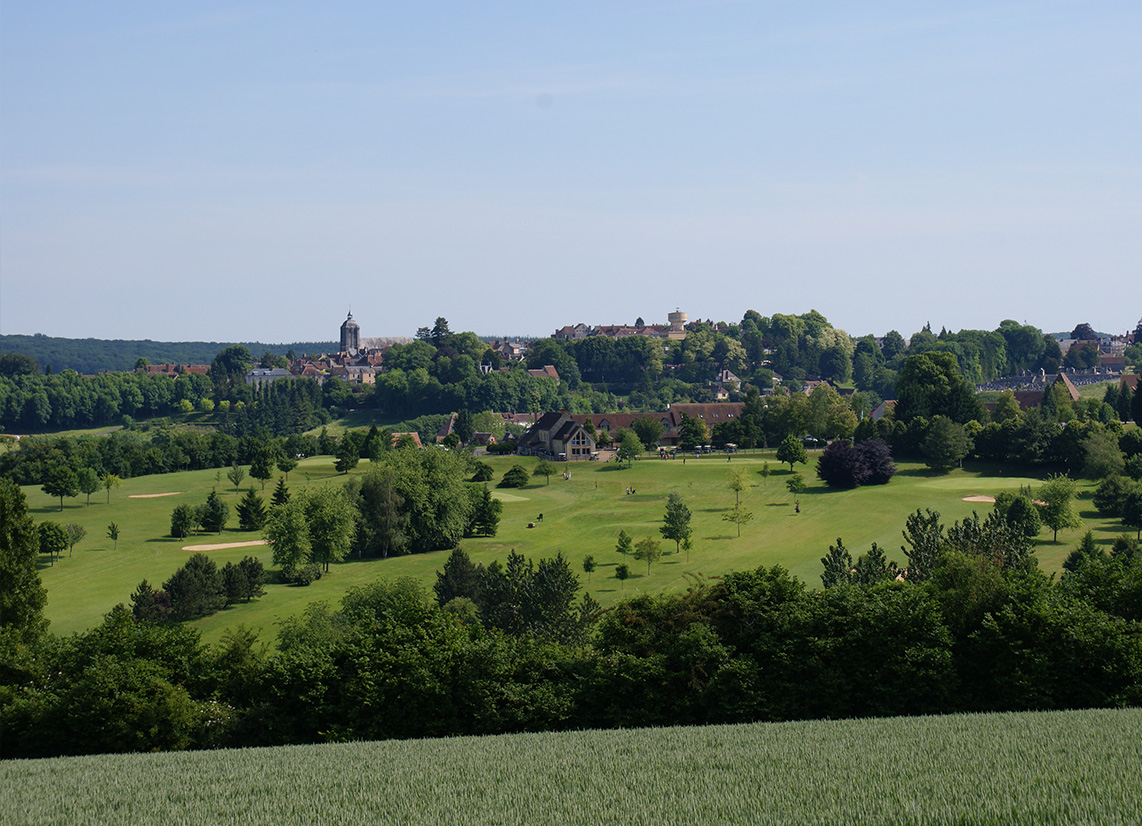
283 563 323 587
470 462 494 482
486 440 518 455
497 465 531 488
170 504 196 538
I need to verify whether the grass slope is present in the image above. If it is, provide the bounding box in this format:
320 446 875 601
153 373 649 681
25 451 1119 644
4 708 1140 825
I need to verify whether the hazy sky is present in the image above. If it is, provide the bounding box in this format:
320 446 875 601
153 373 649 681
3 1 1140 343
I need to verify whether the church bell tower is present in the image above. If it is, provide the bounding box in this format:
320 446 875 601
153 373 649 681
340 310 360 353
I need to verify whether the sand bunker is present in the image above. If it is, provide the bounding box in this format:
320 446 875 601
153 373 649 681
182 539 269 552
961 495 996 503
128 492 184 499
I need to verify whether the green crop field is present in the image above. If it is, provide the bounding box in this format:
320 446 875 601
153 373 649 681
24 450 1120 644
4 707 1139 825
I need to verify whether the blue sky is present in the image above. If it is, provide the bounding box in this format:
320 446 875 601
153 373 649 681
2 1 1140 343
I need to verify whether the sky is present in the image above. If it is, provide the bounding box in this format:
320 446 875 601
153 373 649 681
2 1 1140 343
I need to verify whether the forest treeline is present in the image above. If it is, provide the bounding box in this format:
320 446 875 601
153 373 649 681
0 334 337 375
2 476 1140 759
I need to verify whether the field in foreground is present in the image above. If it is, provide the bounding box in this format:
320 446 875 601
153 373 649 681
4 708 1139 826
25 450 1120 643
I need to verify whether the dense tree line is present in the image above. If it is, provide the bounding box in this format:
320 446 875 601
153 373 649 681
0 412 464 490
3 474 1141 759
0 428 279 487
0 334 336 375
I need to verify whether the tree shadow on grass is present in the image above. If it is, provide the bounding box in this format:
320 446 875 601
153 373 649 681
703 534 737 541
892 467 947 478
30 505 74 516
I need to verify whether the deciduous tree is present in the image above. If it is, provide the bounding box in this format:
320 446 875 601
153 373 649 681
722 504 754 537
42 465 79 511
356 467 409 557
533 459 557 485
633 537 663 574
776 435 807 471
38 521 68 566
922 416 972 473
170 504 196 538
64 523 86 557
785 474 806 508
265 497 311 573
250 448 276 490
677 415 709 451
616 429 643 467
226 464 246 493
660 491 692 553
300 486 356 572
277 455 298 480
76 467 101 506
101 473 122 503
632 417 665 449
1037 473 1082 542
728 468 750 507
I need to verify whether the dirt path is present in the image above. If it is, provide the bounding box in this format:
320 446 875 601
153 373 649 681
181 539 269 552
128 492 184 499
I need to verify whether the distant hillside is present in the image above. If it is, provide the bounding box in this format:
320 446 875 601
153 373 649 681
0 334 338 375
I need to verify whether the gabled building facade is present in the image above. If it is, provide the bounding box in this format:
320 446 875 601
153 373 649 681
517 411 596 459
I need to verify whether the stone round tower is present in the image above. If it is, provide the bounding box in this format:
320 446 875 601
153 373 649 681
340 310 360 353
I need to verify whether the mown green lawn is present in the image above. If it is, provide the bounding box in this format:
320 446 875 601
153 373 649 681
26 450 1120 644
5 707 1140 826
